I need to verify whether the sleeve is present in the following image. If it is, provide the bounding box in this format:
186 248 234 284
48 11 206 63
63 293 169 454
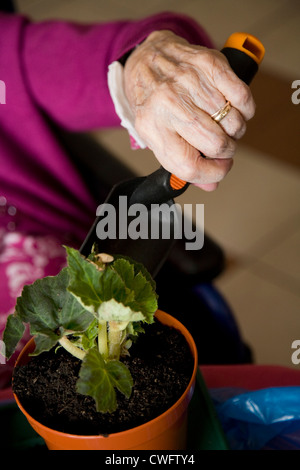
21 12 214 132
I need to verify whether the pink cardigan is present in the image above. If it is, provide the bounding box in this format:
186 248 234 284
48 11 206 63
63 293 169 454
0 11 213 244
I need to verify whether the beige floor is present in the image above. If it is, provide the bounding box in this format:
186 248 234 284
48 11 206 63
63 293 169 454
15 0 300 368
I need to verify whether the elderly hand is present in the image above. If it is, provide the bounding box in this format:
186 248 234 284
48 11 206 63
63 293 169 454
123 30 256 191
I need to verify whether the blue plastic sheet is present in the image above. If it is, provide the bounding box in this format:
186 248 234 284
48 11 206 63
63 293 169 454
210 386 300 450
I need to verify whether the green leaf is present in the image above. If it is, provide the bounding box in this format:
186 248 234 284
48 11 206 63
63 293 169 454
110 258 158 322
76 348 133 413
66 247 157 324
66 246 134 315
106 360 133 398
31 333 59 356
3 314 25 359
126 321 145 339
113 254 156 291
3 268 94 358
65 246 106 313
72 319 98 352
17 268 93 333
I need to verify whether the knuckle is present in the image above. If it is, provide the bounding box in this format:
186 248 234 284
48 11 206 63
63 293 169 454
239 84 251 104
236 120 247 138
212 134 231 157
229 118 247 139
237 84 255 118
178 151 199 182
198 49 213 64
205 50 231 79
181 165 197 182
157 80 173 98
200 48 222 67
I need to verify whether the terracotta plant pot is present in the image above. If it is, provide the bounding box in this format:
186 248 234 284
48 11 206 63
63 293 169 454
13 310 198 450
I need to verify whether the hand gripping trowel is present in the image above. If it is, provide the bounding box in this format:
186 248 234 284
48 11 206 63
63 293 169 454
80 33 265 277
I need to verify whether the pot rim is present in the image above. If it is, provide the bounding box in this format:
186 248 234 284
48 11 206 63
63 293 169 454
13 309 198 440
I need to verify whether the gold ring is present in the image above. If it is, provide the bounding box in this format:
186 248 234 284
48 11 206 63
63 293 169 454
211 101 232 123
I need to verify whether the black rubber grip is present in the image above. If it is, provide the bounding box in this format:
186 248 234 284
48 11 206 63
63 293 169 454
221 47 259 85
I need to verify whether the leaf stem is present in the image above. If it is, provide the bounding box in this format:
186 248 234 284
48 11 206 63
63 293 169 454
98 321 108 359
108 326 122 360
59 336 86 361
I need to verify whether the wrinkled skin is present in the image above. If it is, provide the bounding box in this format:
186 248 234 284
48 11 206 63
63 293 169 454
124 30 256 191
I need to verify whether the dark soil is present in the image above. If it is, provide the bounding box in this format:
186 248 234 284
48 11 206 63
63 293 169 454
12 320 194 436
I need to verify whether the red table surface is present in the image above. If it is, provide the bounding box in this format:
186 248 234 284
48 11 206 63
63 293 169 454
200 364 300 391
